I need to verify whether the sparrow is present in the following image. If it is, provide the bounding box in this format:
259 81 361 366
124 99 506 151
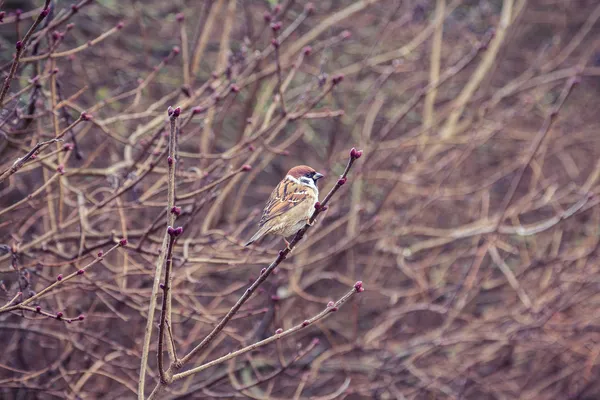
245 165 324 249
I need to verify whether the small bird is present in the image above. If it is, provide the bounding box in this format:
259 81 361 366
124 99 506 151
245 165 324 249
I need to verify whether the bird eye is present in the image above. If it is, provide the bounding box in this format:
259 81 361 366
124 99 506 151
305 172 313 177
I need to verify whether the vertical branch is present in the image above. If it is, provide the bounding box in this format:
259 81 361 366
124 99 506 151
199 0 235 168
49 59 65 227
432 0 514 149
164 108 179 362
422 0 445 145
177 13 191 89
190 0 224 77
158 231 180 383
137 106 180 399
271 23 287 115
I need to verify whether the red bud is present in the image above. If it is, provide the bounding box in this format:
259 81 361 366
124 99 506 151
270 22 282 32
332 74 344 85
354 281 364 292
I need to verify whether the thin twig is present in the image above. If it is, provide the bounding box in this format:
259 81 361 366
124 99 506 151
0 0 51 107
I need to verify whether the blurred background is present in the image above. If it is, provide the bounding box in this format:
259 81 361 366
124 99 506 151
2 0 600 398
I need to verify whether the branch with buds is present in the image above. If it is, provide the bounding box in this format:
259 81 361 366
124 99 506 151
145 147 363 399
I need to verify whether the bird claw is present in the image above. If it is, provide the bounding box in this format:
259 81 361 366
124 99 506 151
306 218 314 226
284 239 294 252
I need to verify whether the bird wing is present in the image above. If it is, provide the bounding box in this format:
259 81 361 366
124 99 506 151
258 177 313 227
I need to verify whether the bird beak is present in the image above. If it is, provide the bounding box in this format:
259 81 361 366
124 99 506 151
313 172 324 181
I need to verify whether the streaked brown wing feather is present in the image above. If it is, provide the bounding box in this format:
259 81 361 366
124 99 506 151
259 178 311 226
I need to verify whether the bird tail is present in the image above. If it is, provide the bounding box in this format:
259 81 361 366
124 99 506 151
244 226 270 247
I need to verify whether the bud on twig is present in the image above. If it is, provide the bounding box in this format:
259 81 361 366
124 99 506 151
354 281 365 292
270 22 282 32
332 74 344 85
350 147 363 159
167 226 184 237
119 238 128 246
